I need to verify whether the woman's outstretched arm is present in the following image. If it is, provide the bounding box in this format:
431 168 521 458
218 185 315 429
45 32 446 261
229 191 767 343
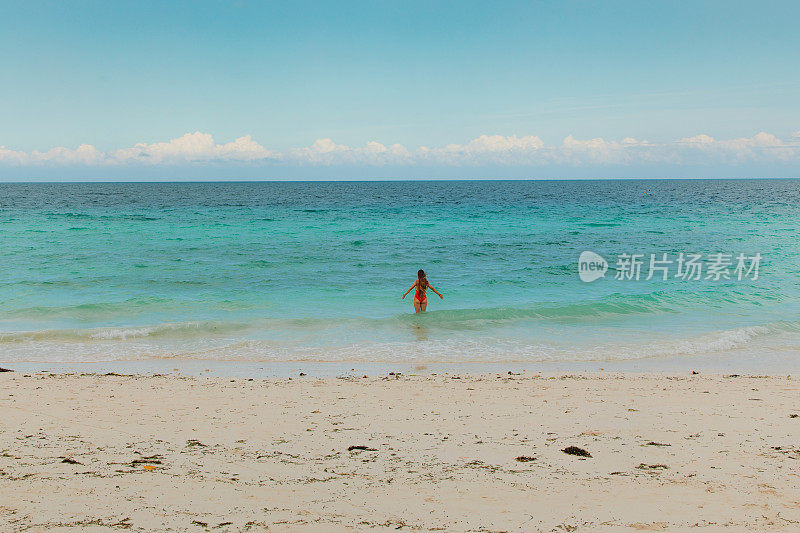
428 284 444 299
401 281 417 299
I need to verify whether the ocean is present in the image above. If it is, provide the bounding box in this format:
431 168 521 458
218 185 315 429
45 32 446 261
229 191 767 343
1 180 798 370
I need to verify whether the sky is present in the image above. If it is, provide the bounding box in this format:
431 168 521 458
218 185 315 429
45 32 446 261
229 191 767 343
1 0 799 180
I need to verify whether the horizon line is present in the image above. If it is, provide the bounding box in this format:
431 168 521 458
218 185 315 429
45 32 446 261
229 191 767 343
1 176 799 184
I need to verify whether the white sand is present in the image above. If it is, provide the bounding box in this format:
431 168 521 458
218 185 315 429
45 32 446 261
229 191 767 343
1 371 799 531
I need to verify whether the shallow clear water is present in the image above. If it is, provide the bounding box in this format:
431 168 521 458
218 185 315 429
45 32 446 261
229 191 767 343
1 180 798 365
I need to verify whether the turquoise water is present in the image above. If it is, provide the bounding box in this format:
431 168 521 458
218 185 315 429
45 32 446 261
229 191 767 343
1 180 799 365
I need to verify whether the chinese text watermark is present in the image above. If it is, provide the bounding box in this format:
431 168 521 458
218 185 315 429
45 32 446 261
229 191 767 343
578 251 761 283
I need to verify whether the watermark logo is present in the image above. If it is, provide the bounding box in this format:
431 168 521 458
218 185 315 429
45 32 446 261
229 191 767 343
578 251 608 282
578 251 761 282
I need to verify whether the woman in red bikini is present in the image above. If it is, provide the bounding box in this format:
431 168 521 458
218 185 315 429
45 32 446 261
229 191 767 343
401 269 443 313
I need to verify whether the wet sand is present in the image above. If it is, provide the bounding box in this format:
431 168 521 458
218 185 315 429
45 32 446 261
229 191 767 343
1 371 799 531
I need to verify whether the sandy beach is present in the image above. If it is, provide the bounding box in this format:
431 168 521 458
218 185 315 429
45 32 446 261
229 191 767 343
0 371 798 532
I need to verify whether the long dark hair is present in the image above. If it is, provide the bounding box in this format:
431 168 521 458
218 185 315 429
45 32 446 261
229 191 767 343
417 269 428 291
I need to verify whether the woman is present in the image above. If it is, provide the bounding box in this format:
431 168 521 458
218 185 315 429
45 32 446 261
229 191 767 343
402 269 443 313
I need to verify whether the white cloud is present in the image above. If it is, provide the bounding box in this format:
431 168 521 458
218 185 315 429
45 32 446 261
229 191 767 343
0 132 275 166
462 134 545 153
414 134 546 166
1 130 799 168
0 143 106 165
113 132 274 163
674 131 797 163
558 135 630 165
0 146 30 165
678 134 716 145
284 139 413 166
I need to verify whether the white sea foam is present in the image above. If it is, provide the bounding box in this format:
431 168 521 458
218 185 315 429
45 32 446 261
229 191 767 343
0 321 787 366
